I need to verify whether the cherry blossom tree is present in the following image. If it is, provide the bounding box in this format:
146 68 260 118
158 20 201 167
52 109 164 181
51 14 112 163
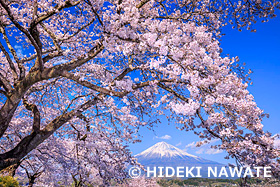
17 128 136 186
125 177 160 187
0 0 279 185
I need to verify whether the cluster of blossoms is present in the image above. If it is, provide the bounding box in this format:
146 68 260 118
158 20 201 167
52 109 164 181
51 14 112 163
0 0 279 185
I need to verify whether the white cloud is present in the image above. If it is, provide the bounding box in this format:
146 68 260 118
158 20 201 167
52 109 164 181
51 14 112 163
155 135 172 140
176 141 182 146
185 141 196 149
185 139 222 155
195 148 204 154
205 149 223 154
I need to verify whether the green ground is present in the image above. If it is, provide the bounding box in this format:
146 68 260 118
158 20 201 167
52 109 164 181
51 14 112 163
157 178 280 187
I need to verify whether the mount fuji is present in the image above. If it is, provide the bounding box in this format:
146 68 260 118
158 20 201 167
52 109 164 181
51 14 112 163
135 142 225 177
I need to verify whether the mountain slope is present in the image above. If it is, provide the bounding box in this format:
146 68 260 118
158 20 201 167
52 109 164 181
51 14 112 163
135 142 225 178
135 141 199 159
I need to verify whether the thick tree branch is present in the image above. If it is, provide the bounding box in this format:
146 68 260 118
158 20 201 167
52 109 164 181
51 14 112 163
54 42 104 72
0 25 20 63
61 71 125 97
0 0 44 71
23 98 40 133
158 82 190 103
21 48 56 64
27 1 80 71
0 42 104 139
0 42 18 80
0 24 25 79
31 1 80 27
0 72 12 92
136 0 150 9
0 90 8 98
39 22 61 52
0 96 100 171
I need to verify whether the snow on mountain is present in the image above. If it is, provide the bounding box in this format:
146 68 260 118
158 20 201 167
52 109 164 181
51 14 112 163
135 141 224 167
135 141 198 159
134 141 226 178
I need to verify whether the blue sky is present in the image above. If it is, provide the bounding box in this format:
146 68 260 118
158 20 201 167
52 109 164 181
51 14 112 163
129 13 280 165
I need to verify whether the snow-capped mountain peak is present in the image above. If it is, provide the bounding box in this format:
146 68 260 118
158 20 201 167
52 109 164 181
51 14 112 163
135 141 198 159
134 141 225 178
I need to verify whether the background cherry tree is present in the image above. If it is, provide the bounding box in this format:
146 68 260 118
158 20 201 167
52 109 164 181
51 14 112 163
0 0 279 185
